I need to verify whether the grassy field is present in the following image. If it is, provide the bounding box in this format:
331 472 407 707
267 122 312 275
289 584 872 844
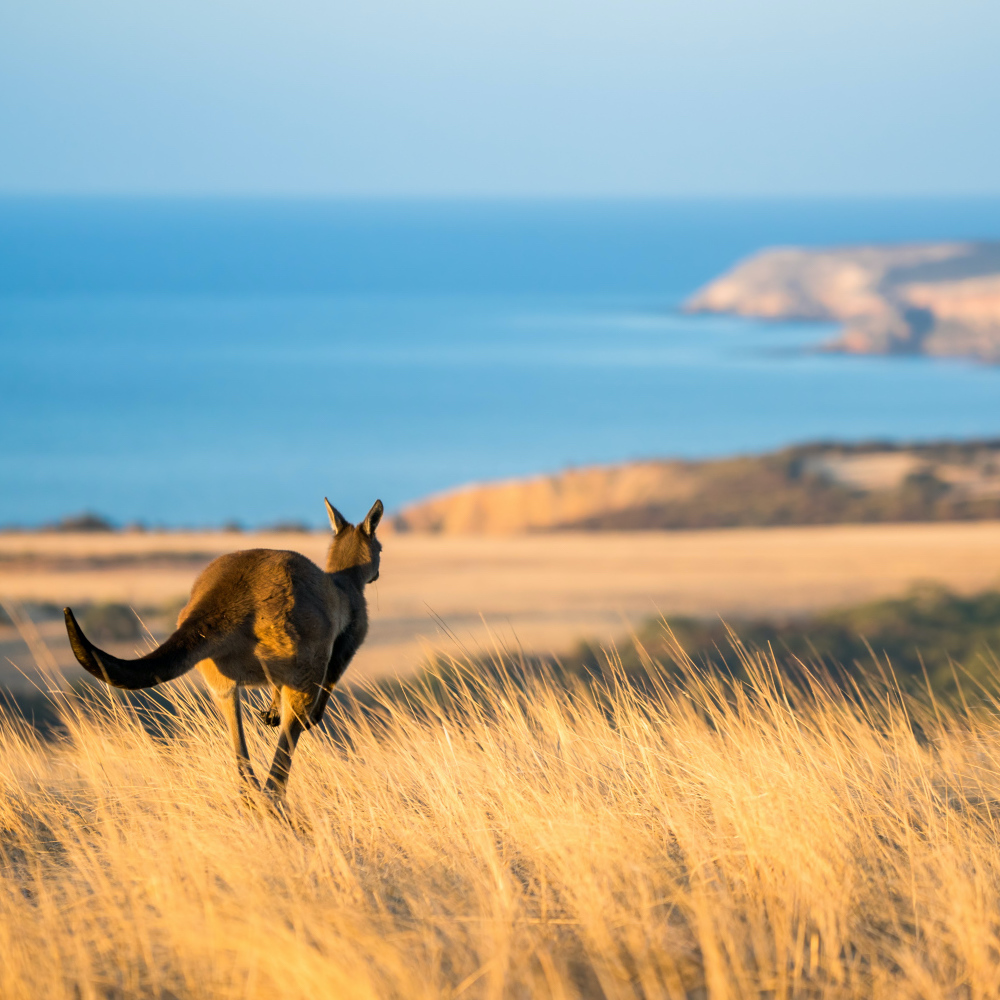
4 636 1000 998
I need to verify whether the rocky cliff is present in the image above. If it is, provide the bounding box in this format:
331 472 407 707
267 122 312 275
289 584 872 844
394 441 1000 534
685 242 1000 362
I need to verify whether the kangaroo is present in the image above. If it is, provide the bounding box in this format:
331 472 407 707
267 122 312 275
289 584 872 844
63 498 383 801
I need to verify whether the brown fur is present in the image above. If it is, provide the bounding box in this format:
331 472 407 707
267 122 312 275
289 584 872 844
64 498 383 801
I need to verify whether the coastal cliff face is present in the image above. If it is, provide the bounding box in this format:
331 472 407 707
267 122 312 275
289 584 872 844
685 243 1000 362
394 442 1000 534
393 462 700 534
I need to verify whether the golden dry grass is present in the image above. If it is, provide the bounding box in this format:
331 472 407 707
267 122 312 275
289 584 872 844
3 638 1000 999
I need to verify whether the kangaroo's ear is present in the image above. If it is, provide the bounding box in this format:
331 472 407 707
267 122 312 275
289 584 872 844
325 498 349 535
363 499 384 536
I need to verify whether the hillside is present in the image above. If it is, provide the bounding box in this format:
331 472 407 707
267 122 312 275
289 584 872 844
393 440 1000 533
684 242 1000 362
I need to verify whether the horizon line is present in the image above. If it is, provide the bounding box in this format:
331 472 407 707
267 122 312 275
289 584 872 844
4 192 1000 205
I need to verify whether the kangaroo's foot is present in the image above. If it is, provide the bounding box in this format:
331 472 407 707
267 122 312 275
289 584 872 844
256 791 311 833
237 785 293 824
238 767 260 792
267 791 291 819
240 786 265 812
236 763 263 811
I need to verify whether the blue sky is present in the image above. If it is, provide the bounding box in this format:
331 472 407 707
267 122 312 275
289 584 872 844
1 0 997 197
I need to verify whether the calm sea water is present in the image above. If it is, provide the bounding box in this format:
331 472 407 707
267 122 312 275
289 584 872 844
3 198 1000 527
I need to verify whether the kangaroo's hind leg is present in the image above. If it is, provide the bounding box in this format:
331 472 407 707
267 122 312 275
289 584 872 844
262 619 368 729
200 659 259 794
218 687 259 794
264 685 317 801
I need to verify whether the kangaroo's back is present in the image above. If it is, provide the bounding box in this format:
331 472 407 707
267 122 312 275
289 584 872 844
180 548 344 662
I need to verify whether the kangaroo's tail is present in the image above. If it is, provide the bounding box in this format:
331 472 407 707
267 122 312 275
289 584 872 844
64 607 207 690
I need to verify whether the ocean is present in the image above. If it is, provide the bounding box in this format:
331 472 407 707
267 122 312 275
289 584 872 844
3 198 1000 527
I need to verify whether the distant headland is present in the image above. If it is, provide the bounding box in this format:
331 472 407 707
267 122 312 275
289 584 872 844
685 242 1000 363
393 441 1000 534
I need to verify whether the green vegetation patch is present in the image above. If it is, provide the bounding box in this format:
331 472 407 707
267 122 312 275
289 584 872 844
569 583 1000 702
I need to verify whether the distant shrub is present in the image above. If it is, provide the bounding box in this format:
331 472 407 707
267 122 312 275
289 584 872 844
49 512 115 532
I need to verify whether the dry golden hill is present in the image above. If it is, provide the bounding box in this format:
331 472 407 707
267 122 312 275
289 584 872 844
394 441 1000 534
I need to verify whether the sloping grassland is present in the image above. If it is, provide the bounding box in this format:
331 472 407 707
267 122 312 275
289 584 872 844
4 639 1000 998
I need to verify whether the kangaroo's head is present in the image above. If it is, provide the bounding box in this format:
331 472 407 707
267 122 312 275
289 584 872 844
324 498 383 584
